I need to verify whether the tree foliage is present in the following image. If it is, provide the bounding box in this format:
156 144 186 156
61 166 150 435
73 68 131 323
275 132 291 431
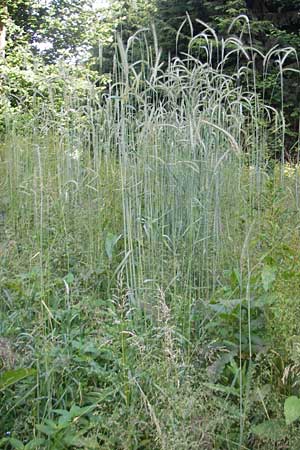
1 0 100 62
34 0 97 62
152 0 300 155
90 0 155 73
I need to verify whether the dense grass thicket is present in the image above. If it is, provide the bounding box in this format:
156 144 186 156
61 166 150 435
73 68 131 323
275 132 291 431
1 22 300 449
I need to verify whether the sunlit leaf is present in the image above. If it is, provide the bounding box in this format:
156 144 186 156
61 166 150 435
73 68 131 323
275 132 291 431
0 368 36 390
284 396 300 425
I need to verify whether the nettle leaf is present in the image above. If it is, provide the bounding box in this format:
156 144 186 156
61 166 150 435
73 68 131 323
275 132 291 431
207 350 237 381
105 233 121 262
253 293 277 308
252 419 287 441
25 438 46 450
35 423 56 436
57 412 72 428
261 265 277 292
76 437 99 449
284 396 300 425
0 368 36 390
209 298 244 314
5 438 25 450
64 272 74 284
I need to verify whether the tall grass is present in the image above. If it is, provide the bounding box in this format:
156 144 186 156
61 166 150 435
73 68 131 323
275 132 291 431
0 19 299 449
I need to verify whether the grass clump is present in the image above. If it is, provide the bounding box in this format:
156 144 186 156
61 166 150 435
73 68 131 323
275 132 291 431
0 21 300 449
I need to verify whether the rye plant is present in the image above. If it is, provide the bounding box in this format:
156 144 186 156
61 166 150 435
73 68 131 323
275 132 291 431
0 17 299 450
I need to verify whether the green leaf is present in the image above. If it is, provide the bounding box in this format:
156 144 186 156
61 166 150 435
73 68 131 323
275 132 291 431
68 404 96 419
75 437 99 449
252 419 287 441
70 404 84 417
261 265 277 292
284 396 300 425
209 298 244 314
25 439 46 450
202 382 239 397
35 423 56 436
207 350 237 381
0 368 36 390
57 412 72 428
6 438 25 450
62 434 82 447
105 233 121 262
64 272 74 284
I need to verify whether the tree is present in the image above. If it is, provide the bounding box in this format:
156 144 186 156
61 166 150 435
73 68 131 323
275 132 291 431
0 3 7 57
154 0 208 59
90 0 155 74
153 0 300 156
0 0 105 134
34 0 97 62
208 0 300 155
0 1 33 57
1 0 102 63
0 0 45 56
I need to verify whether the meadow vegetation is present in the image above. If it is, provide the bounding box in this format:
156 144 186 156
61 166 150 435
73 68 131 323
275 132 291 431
1 20 300 449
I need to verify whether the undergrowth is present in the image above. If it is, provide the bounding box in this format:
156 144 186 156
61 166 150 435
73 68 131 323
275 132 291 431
0 18 300 450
